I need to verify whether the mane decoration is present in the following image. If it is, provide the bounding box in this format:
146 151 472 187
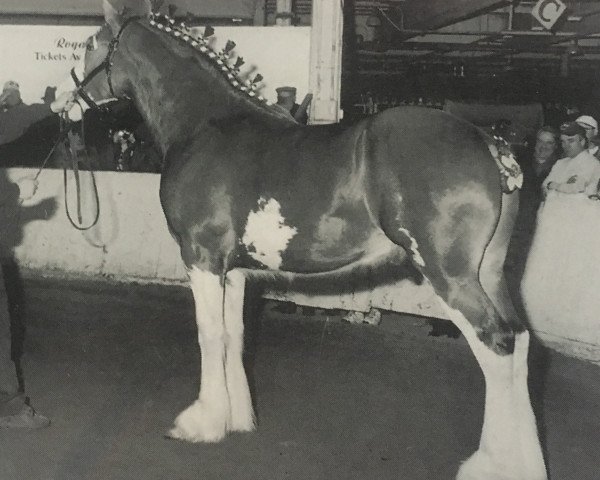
147 12 270 105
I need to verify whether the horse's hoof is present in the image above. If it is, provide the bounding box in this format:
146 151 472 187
228 412 256 434
456 451 547 480
167 400 228 443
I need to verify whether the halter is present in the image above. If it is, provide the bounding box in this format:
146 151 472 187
72 16 141 112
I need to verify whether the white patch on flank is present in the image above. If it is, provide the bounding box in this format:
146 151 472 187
398 228 426 267
440 303 547 480
242 197 298 270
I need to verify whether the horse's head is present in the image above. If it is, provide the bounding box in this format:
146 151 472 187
78 0 151 106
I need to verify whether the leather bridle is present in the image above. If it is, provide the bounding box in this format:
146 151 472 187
71 16 141 112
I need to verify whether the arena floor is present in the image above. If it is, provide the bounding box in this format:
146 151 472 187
0 277 598 480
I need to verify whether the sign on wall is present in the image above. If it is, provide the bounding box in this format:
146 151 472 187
0 25 310 106
0 26 97 105
532 0 567 30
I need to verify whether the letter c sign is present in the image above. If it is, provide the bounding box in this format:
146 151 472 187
532 0 567 30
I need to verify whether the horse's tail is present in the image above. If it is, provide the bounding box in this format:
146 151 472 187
477 131 524 331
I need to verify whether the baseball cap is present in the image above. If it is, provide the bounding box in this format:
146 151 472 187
276 86 297 98
560 121 587 137
575 115 598 132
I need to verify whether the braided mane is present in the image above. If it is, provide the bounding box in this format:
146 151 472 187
148 12 270 106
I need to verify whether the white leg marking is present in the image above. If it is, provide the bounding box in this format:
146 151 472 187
167 267 230 443
224 269 256 433
443 307 547 480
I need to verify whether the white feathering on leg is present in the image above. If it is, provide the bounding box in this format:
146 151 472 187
167 267 230 443
224 269 256 433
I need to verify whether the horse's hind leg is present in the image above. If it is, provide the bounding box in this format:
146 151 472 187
429 231 546 478
441 295 546 480
167 266 230 443
223 269 256 433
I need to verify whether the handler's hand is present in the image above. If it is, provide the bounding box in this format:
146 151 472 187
50 91 77 113
17 177 38 201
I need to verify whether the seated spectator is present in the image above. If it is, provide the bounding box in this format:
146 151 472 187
542 121 600 198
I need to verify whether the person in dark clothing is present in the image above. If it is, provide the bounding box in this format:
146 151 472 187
1 80 74 429
0 176 51 428
274 86 310 125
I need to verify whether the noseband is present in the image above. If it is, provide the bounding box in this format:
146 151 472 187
72 16 141 112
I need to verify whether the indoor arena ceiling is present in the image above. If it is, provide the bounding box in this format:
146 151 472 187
356 0 600 75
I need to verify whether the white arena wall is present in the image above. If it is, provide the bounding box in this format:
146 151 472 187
4 168 599 364
0 25 311 105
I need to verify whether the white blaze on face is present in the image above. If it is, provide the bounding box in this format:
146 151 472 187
242 197 298 270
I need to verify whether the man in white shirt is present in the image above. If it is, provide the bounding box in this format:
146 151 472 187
543 121 600 197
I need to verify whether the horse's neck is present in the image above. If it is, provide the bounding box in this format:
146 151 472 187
116 25 275 155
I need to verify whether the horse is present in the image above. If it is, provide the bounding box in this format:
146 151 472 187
75 1 547 478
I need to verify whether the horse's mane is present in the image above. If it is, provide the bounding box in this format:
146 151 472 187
141 12 295 123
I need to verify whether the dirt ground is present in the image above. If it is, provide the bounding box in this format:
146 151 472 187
0 276 598 480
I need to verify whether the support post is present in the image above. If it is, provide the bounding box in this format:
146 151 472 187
309 0 344 124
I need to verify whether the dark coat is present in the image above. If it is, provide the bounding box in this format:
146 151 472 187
0 102 53 146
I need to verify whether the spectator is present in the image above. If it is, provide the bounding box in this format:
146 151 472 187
575 114 598 156
532 126 560 186
0 80 75 145
542 121 600 198
274 86 310 125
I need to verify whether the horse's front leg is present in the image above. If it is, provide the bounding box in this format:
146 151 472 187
167 266 230 443
223 269 256 433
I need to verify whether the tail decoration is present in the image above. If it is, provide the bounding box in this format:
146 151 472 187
147 12 270 105
491 135 523 193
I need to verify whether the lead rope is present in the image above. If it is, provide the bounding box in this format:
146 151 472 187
61 101 101 231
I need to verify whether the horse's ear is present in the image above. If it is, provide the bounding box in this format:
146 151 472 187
103 0 123 35
142 0 152 16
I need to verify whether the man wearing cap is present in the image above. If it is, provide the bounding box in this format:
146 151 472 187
274 86 309 125
0 80 75 146
575 114 599 157
542 121 600 197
